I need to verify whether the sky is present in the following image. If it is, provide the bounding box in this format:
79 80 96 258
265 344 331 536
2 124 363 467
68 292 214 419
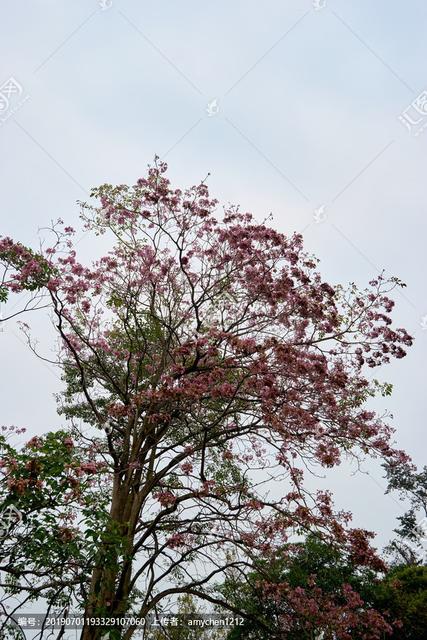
1 0 426 551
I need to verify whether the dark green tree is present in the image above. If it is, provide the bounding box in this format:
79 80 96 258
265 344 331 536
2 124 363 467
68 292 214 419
374 565 427 640
220 534 392 640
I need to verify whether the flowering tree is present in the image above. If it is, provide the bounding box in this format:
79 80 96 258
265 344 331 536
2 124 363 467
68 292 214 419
221 534 395 640
0 161 413 639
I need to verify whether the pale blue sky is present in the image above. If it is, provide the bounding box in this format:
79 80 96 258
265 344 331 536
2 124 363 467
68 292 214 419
1 0 426 549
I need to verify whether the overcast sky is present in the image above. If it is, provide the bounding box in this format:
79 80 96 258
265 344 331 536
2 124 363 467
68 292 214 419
1 0 426 550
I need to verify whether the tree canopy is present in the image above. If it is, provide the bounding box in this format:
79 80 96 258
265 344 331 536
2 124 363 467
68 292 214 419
0 161 414 640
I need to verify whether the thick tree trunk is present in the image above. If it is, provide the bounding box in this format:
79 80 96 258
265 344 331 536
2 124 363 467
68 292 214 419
80 476 138 640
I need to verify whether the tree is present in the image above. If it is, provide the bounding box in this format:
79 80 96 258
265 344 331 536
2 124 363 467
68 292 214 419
0 425 109 624
220 534 393 640
0 160 413 639
383 462 427 565
374 565 427 640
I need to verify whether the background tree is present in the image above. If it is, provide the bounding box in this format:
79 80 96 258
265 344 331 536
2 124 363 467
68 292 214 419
220 534 393 640
0 161 413 639
373 564 427 640
383 462 427 565
0 425 109 635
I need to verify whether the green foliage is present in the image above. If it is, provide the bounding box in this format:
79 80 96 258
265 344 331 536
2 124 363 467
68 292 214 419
374 565 427 640
220 535 381 640
0 284 8 302
384 462 427 565
221 537 427 640
0 430 110 607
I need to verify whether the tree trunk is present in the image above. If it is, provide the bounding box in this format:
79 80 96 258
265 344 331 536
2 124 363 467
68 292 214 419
81 475 137 640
